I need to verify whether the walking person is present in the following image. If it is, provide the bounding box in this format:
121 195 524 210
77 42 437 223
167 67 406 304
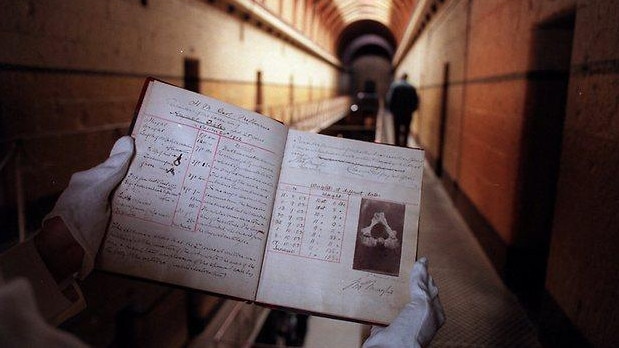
386 74 419 147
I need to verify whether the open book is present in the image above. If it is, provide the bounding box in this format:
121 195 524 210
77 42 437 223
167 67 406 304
98 78 424 325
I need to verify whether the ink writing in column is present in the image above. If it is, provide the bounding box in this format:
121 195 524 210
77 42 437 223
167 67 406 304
196 140 279 246
269 184 309 254
172 131 219 230
268 184 348 263
113 116 196 225
301 189 347 262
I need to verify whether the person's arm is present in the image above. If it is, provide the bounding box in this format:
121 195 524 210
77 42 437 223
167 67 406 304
0 278 89 347
362 257 445 348
0 235 83 325
43 136 134 279
0 136 134 323
34 217 84 284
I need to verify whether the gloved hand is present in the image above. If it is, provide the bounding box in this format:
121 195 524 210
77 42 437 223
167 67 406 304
43 136 134 279
363 257 445 348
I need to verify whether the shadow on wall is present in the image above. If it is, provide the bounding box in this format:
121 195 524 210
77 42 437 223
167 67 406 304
510 7 574 323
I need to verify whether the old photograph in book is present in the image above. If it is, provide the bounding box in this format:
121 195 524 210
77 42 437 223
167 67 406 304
353 198 406 277
256 130 423 325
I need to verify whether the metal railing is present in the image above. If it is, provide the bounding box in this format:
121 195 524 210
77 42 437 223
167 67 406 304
0 122 131 246
263 96 351 133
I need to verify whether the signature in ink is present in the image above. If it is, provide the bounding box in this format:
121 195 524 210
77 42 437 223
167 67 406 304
342 277 394 297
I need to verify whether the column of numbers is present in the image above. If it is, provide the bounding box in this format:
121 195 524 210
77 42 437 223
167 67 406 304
301 195 347 262
269 185 309 254
172 131 219 230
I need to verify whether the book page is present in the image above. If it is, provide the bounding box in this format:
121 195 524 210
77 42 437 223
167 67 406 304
256 130 424 324
98 80 288 300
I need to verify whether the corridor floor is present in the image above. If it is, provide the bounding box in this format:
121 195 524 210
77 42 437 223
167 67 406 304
303 111 541 347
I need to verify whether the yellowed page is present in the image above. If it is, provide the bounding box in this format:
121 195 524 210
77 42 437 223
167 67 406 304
257 130 424 324
98 80 288 300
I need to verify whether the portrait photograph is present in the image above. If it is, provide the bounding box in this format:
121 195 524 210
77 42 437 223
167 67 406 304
352 198 405 276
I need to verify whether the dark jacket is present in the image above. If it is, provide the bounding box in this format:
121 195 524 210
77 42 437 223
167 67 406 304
386 80 419 119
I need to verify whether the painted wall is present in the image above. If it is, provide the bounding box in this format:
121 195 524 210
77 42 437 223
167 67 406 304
0 1 343 345
398 0 577 245
0 0 341 212
544 1 619 346
397 0 619 346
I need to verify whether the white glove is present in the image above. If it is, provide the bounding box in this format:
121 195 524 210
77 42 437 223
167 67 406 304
44 136 134 279
363 257 445 348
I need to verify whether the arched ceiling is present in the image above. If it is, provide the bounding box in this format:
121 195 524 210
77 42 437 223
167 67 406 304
232 0 419 66
325 0 417 44
337 20 395 65
313 0 419 65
